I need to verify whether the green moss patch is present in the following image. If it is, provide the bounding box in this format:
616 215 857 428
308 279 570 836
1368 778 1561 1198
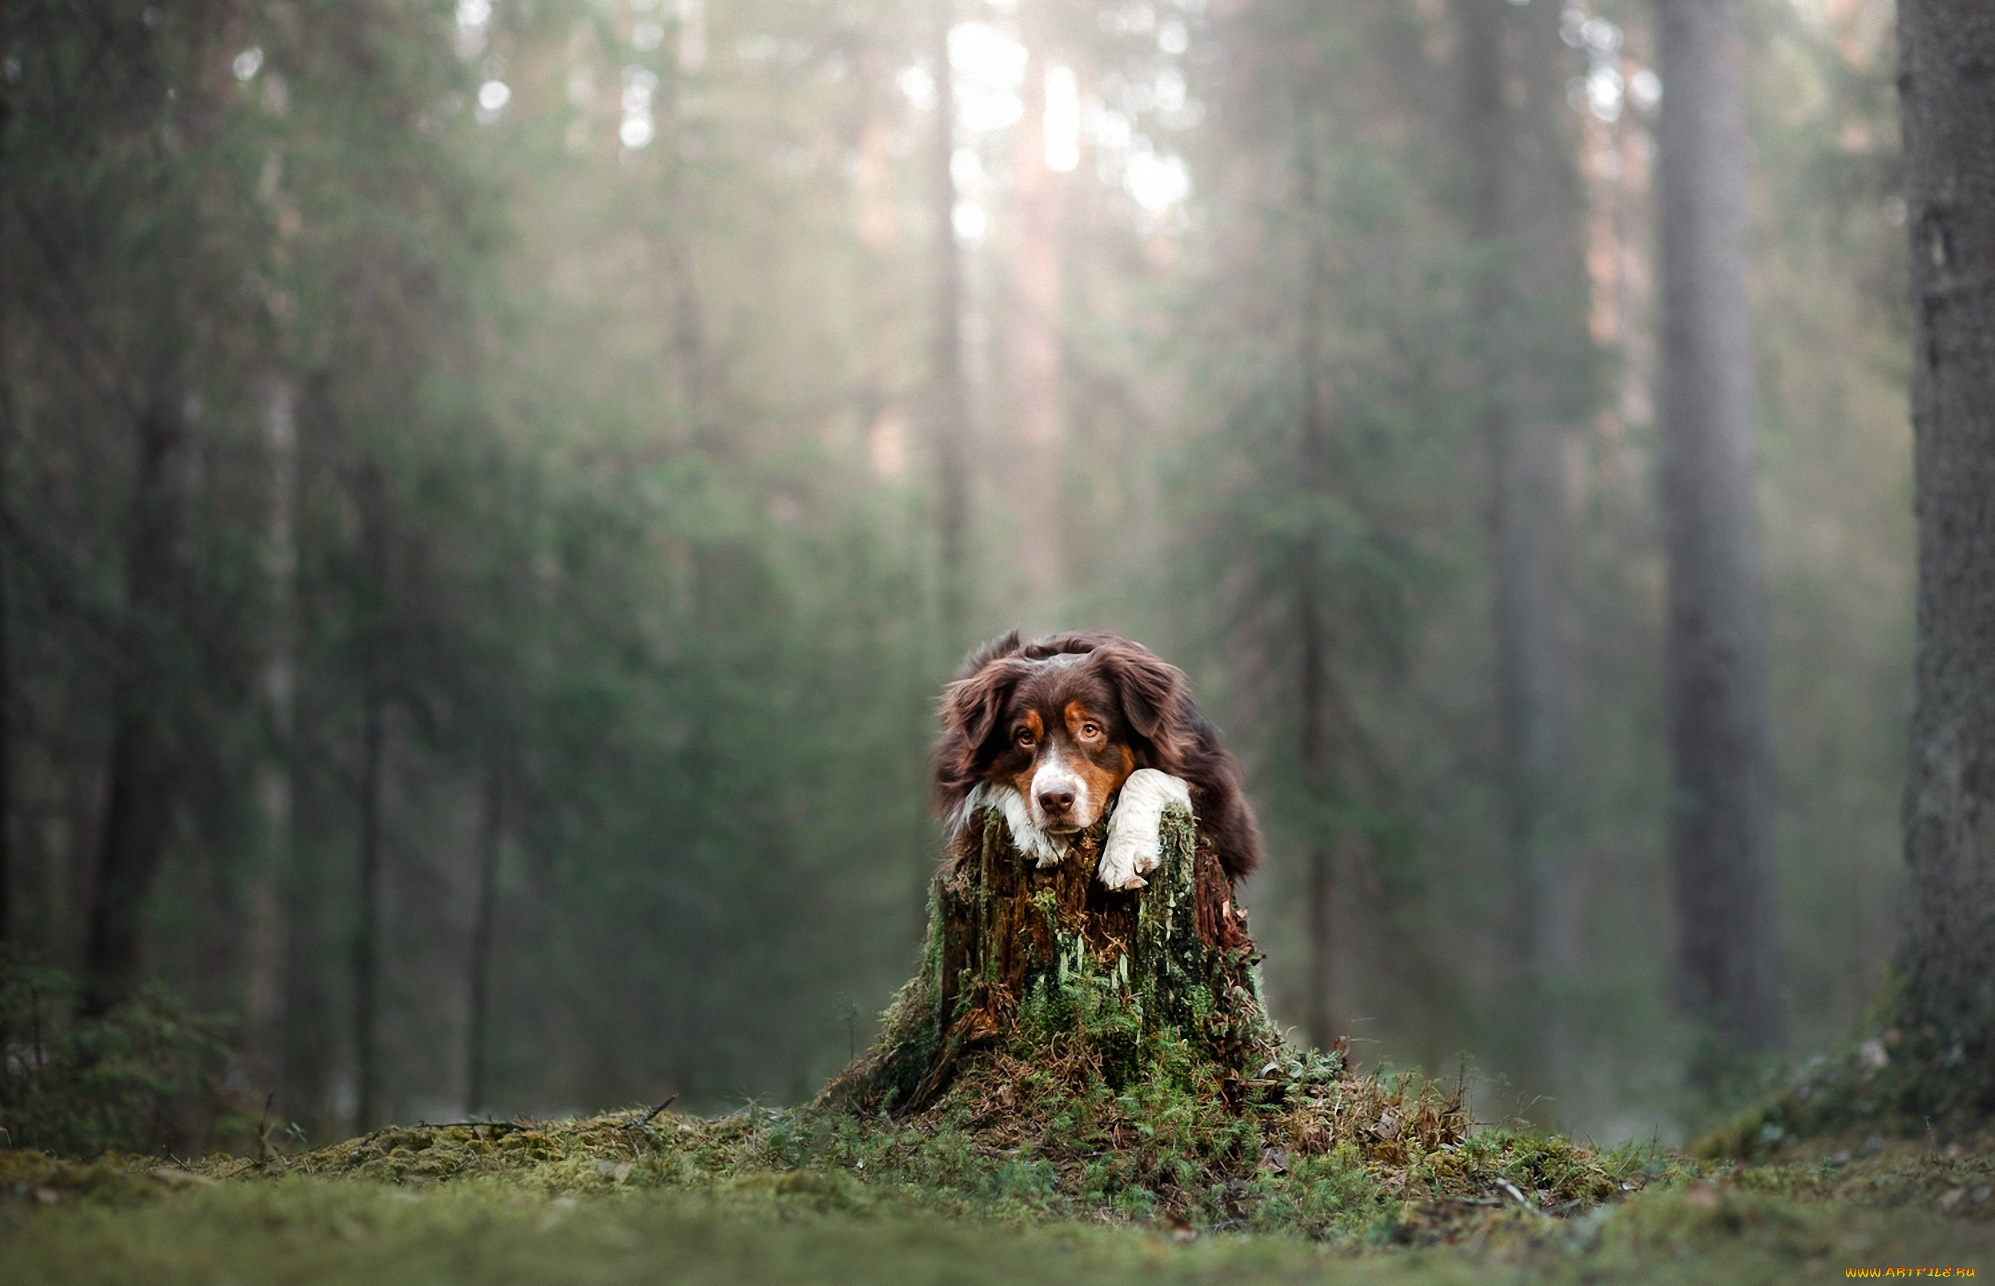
213 806 1653 1245
1700 980 1995 1162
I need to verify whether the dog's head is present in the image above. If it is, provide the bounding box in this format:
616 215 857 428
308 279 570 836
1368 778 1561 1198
934 634 1192 834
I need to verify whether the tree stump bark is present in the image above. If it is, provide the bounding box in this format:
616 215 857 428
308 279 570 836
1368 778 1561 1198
822 802 1283 1114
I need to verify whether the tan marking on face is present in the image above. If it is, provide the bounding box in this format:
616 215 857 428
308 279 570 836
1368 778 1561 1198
1006 709 1047 801
1063 702 1135 827
1064 702 1106 746
1074 744 1135 822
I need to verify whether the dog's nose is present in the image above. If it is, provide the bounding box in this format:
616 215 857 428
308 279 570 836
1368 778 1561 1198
1038 788 1076 816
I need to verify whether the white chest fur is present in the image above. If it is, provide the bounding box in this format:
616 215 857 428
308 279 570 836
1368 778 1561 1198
957 769 1192 891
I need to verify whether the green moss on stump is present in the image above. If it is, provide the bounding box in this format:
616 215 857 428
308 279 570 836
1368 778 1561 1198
789 803 1638 1235
820 804 1280 1113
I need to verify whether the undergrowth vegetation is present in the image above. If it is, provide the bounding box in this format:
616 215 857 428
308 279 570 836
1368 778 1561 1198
0 950 244 1159
1700 979 1995 1162
3 830 1991 1281
2 969 1992 1281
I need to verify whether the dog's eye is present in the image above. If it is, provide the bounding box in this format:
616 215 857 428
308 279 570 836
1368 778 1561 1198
1015 729 1034 747
1080 723 1101 738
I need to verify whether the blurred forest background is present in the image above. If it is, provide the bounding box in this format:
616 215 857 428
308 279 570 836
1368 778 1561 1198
0 0 1910 1144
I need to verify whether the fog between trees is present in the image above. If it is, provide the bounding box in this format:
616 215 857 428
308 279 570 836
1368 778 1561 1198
0 0 1918 1141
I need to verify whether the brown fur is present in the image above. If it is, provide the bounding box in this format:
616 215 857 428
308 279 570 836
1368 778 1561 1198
933 631 1265 884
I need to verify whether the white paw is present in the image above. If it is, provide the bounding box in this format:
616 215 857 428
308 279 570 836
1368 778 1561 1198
1097 827 1159 891
1097 769 1191 892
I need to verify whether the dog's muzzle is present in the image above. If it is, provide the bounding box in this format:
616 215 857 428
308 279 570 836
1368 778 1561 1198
1030 760 1091 832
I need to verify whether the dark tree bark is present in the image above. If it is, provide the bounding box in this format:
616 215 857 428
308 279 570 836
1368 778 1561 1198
1654 0 1786 1072
929 0 970 644
84 379 198 1014
0 19 13 946
465 769 503 1115
1896 0 1995 1048
1454 0 1588 1092
0 354 10 951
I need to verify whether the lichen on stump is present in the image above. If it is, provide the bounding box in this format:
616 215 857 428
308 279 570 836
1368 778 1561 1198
822 803 1286 1114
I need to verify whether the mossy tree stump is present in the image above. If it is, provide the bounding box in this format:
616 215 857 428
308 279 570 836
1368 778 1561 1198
823 803 1285 1114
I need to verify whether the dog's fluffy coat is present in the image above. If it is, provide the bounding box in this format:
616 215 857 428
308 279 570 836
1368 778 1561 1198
933 630 1263 890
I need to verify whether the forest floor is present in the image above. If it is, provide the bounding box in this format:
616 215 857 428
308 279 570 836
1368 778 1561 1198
6 872 1991 1282
2 1108 1990 1283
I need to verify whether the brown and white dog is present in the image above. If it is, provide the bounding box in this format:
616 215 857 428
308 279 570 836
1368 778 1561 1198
933 631 1263 890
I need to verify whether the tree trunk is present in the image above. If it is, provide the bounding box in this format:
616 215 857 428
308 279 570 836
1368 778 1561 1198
1455 0 1588 1094
0 230 12 949
1653 0 1785 1073
822 802 1278 1113
0 23 12 945
1896 0 1995 1049
351 459 392 1133
1294 113 1337 1056
352 691 387 1134
854 47 907 485
84 379 198 1015
0 371 10 952
465 768 503 1115
930 0 971 644
1296 503 1335 1052
0 0 9 953
1006 27 1065 606
244 372 297 1097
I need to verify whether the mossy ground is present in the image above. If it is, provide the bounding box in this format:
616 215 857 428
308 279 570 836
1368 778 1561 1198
2 1133 1992 1285
1699 981 1995 1166
6 830 1993 1282
3 1049 1993 1281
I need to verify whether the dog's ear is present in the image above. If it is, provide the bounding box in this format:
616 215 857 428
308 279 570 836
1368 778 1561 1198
932 657 1028 816
1092 644 1189 748
945 657 1031 750
954 629 1024 680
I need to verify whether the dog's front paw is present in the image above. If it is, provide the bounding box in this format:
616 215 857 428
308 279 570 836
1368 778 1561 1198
1097 769 1190 892
1097 826 1160 891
